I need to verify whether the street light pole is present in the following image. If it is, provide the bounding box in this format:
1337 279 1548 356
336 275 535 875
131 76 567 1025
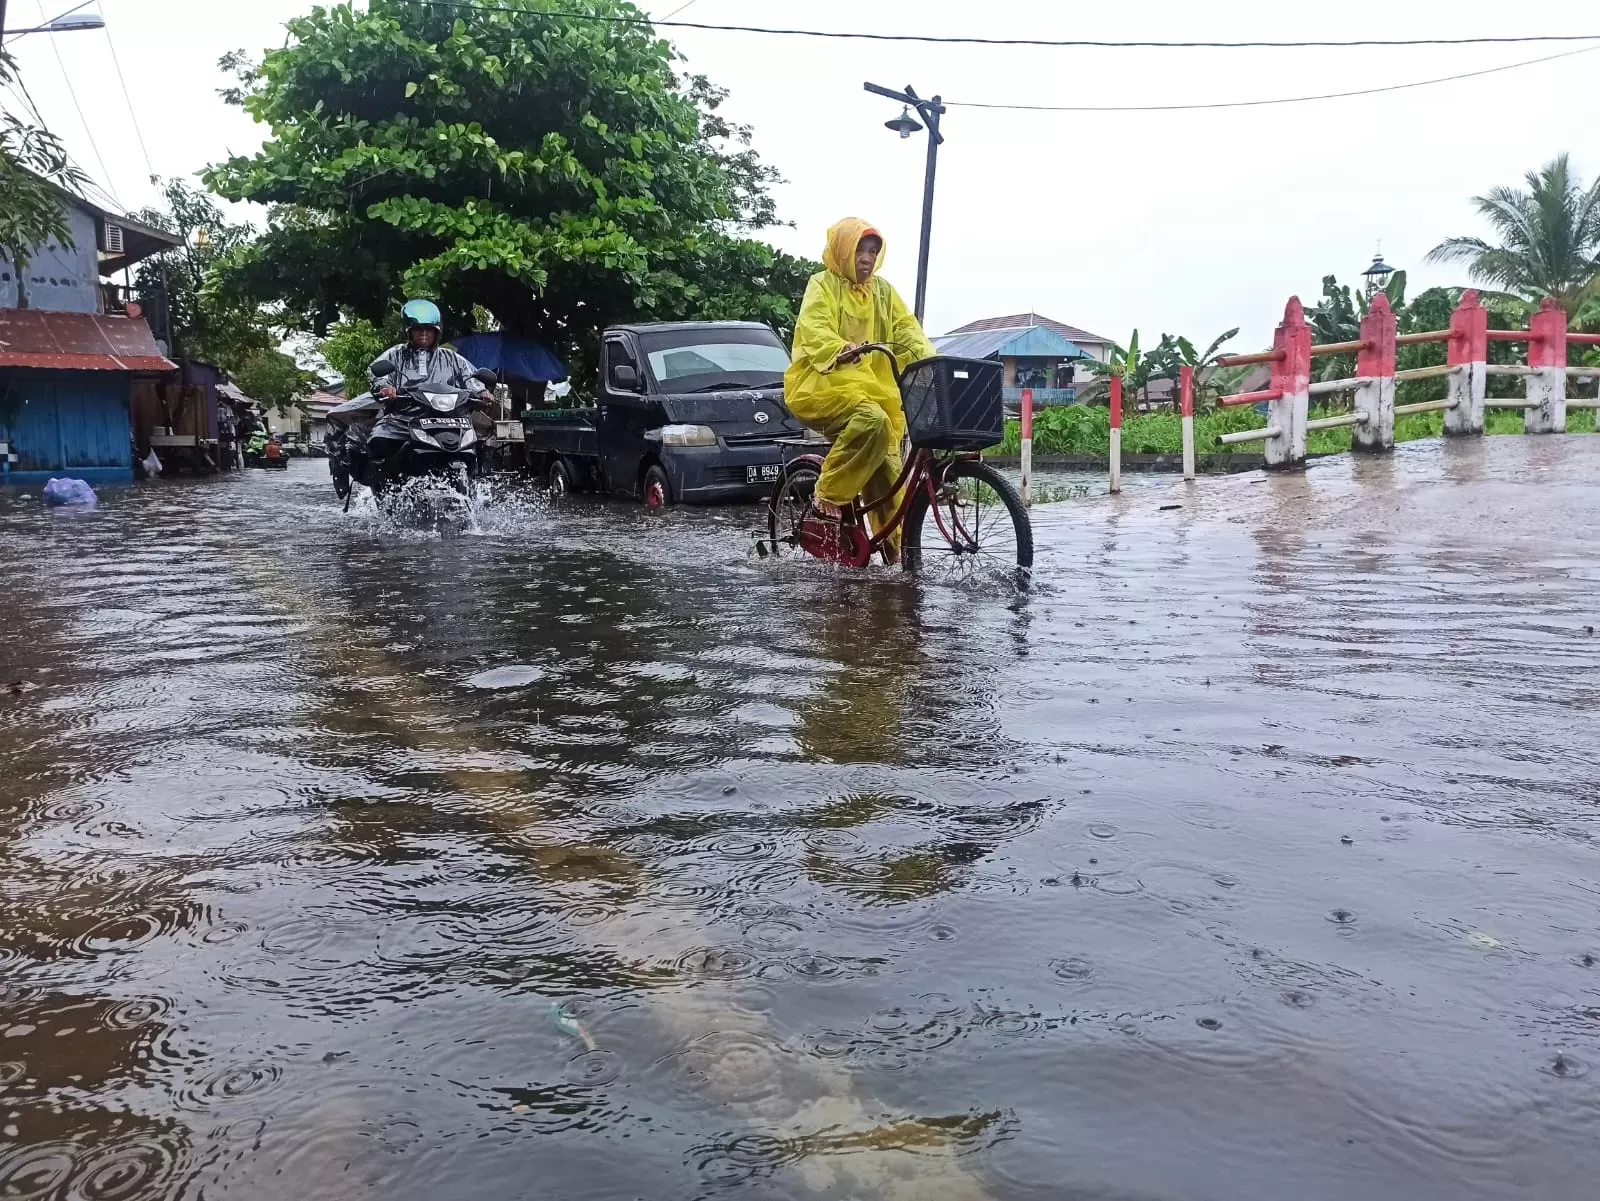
2 2 105 41
864 82 945 324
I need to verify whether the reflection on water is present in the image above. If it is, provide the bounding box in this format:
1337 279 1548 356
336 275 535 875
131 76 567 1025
3 442 1600 1200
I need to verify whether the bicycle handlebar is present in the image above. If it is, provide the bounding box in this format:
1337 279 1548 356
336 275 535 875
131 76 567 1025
847 342 902 384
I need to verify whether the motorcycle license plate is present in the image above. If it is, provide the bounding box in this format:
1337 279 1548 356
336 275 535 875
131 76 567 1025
746 464 782 484
418 418 470 430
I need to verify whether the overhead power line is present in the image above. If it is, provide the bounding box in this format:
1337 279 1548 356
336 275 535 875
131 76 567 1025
99 3 155 180
946 41 1600 112
422 2 1600 51
35 0 120 208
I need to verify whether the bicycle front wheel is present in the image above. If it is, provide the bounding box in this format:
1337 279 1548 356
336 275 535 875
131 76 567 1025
903 459 1033 588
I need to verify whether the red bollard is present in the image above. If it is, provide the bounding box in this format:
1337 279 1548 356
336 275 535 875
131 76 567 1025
1020 386 1034 506
1179 365 1195 480
1109 375 1123 494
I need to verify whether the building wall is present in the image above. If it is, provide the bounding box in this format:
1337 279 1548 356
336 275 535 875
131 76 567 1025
0 369 133 484
264 406 309 439
0 208 101 314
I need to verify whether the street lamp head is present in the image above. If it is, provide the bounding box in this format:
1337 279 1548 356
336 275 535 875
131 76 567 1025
48 13 107 31
885 106 923 139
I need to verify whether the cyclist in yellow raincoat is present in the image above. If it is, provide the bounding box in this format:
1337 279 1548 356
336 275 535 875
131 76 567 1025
785 218 937 560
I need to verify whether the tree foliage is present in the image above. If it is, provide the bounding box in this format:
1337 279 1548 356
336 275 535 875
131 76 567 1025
234 348 316 414
131 178 275 373
1083 326 1239 407
1426 153 1600 313
0 51 88 299
203 0 816 371
318 316 399 392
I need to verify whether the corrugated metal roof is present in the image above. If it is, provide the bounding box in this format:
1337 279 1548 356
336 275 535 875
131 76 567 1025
945 312 1112 346
0 309 177 373
934 324 1096 361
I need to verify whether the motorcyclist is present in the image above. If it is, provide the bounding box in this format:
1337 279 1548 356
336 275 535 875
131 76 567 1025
361 300 493 475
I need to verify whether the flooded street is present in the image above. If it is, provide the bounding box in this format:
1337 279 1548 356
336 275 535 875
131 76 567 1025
3 437 1599 1201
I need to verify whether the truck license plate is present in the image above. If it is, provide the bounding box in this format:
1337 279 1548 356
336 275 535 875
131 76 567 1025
746 464 782 484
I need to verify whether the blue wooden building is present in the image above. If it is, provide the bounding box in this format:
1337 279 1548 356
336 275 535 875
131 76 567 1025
0 183 179 485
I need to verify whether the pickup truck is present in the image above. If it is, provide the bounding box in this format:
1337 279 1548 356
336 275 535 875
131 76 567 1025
523 320 805 505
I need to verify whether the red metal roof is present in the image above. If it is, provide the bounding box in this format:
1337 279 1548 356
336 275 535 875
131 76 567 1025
0 308 177 373
945 312 1112 346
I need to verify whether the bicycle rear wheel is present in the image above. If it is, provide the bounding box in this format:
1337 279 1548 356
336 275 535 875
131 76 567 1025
903 459 1033 588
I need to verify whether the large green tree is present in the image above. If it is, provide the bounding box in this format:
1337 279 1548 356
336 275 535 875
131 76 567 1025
0 50 88 307
204 0 815 372
1426 153 1600 313
131 178 276 373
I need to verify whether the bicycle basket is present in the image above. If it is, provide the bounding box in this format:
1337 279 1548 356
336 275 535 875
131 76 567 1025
901 356 1005 451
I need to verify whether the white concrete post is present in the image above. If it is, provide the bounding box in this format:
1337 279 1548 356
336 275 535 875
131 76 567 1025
1353 378 1395 451
1525 368 1568 434
1445 362 1486 436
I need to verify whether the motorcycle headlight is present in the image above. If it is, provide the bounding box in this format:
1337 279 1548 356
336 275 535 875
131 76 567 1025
411 429 443 449
651 424 718 447
423 391 459 413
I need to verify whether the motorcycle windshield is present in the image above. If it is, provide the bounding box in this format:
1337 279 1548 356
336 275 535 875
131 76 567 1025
423 392 462 413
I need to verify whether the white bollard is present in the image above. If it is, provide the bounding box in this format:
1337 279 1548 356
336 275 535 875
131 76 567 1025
1180 365 1196 481
1109 376 1123 493
1019 386 1033 507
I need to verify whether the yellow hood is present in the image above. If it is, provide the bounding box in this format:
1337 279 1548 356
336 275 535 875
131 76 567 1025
822 217 883 295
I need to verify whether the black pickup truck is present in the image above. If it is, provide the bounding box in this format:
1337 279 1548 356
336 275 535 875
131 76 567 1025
523 320 805 506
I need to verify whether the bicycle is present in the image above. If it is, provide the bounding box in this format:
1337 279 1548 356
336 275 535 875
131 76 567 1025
759 345 1033 588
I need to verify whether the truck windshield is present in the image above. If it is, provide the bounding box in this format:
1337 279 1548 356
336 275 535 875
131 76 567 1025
642 334 789 391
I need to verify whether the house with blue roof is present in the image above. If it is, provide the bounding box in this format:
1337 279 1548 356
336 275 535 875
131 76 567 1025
934 312 1112 407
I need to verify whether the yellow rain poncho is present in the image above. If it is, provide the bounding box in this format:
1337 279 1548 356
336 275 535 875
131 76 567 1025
785 218 937 544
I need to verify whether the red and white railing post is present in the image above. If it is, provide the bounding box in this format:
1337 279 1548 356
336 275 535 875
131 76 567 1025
1526 297 1568 434
1019 386 1033 507
1354 294 1397 452
1446 290 1488 436
1179 365 1196 480
1109 375 1123 493
1266 298 1312 468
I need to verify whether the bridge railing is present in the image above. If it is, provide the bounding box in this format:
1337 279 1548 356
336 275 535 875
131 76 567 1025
1198 291 1600 469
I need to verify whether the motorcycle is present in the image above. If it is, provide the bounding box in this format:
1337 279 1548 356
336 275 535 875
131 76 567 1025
330 359 498 510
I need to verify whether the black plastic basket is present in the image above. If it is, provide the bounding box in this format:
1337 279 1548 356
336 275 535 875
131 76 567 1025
901 356 1005 451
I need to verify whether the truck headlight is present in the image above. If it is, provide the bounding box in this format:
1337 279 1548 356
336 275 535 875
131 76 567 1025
650 424 718 447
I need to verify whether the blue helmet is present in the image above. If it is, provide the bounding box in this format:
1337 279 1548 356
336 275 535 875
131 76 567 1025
402 299 442 333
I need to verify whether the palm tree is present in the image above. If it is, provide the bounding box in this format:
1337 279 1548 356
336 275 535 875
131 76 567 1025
1426 154 1600 313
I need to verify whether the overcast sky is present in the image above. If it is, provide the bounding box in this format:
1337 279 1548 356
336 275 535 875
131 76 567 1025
5 0 1598 350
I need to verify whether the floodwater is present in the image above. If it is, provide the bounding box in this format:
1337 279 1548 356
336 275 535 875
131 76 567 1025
3 437 1599 1201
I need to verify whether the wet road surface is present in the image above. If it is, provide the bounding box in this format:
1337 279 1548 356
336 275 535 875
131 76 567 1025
2 437 1599 1200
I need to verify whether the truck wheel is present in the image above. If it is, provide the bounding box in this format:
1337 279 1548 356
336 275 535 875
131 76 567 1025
643 463 672 510
548 458 576 495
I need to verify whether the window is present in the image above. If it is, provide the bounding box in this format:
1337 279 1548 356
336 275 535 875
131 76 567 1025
646 342 790 385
